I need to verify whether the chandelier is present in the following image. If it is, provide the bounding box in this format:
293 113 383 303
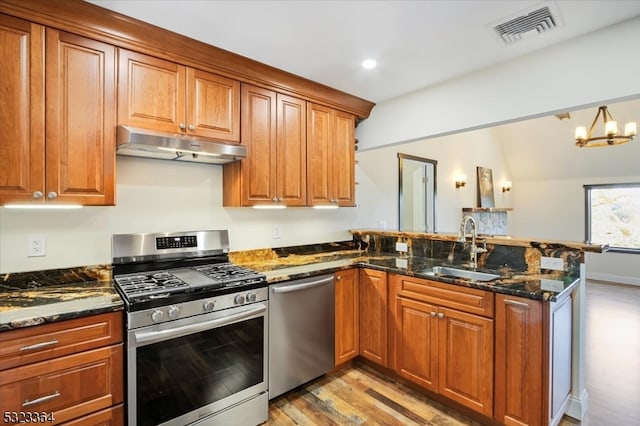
575 105 636 147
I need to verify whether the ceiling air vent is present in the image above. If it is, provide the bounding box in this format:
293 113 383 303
493 5 559 44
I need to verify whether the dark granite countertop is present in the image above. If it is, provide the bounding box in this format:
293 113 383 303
235 251 580 302
0 265 123 332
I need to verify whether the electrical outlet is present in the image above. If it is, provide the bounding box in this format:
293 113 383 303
396 242 408 252
540 256 564 271
27 234 46 257
272 224 282 239
395 258 408 269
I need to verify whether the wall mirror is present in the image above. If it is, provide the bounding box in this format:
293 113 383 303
398 153 437 233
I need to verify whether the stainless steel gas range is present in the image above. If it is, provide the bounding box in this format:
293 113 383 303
112 230 268 426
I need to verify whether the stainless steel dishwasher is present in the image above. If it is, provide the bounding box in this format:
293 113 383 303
268 274 335 399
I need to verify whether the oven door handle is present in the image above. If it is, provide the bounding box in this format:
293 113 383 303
133 304 266 345
271 276 333 294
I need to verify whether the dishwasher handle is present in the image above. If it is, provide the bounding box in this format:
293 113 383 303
271 276 333 294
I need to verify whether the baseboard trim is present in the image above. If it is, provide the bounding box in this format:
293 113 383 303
586 272 640 287
565 388 589 421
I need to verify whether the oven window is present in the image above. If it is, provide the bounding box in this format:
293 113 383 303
136 316 264 426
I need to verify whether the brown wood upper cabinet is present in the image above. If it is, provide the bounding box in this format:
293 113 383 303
0 14 116 206
117 49 240 142
223 84 306 206
307 103 356 207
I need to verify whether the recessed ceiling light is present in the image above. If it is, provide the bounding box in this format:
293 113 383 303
361 59 377 70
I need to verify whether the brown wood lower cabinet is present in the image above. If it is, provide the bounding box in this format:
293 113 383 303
389 273 494 417
335 268 359 365
0 312 124 425
60 404 123 426
359 269 388 367
495 291 573 426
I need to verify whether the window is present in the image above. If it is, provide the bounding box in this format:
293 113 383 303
585 183 640 253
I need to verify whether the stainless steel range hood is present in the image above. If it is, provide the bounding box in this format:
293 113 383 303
116 125 246 165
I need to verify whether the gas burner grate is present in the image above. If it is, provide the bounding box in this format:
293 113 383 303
114 271 189 297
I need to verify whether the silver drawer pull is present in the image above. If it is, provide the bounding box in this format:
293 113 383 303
20 340 59 351
22 391 60 407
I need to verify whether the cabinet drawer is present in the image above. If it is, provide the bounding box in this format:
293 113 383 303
0 312 123 370
0 344 123 425
60 403 123 426
391 274 494 317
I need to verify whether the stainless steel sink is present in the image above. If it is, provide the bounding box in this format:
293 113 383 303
424 266 500 282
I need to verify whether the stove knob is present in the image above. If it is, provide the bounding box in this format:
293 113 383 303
203 300 215 311
167 305 180 319
234 294 246 305
151 309 164 323
246 292 257 302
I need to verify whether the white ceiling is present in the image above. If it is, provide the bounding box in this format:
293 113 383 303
88 0 640 103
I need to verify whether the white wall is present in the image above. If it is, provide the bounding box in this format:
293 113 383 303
510 177 640 285
355 126 513 233
0 156 357 273
356 16 640 151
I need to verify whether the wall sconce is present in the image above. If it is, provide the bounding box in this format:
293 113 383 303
455 175 466 189
502 181 512 193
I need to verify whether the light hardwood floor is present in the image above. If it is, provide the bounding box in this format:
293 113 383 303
267 280 640 425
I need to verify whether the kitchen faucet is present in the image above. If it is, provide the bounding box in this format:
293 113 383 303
458 215 487 269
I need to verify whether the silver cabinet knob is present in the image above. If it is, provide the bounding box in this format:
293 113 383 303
151 309 164 322
33 191 43 199
203 300 215 311
179 122 186 130
47 191 57 199
272 197 278 202
278 197 283 202
430 311 436 317
188 124 195 131
336 275 342 281
234 294 246 305
437 312 445 319
167 305 180 319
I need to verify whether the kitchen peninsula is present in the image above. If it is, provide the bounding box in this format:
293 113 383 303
229 230 606 426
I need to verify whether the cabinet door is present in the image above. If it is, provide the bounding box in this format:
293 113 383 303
45 29 116 205
438 307 493 417
0 14 45 204
395 297 439 392
187 68 239 141
334 269 359 365
359 269 388 366
117 49 186 133
332 111 355 206
239 84 277 204
495 294 543 426
276 93 306 206
306 103 332 205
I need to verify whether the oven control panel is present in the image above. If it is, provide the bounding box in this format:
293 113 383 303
156 235 198 249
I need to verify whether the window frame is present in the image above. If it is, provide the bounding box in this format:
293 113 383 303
584 182 640 254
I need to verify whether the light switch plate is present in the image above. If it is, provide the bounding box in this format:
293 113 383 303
540 256 564 271
272 225 282 239
396 242 408 252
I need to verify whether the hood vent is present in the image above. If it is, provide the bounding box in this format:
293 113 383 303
493 5 559 44
116 126 246 165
